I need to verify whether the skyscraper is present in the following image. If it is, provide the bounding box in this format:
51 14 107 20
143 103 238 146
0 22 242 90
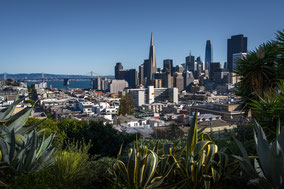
205 40 213 71
144 32 157 85
163 59 173 75
115 62 123 79
114 62 137 88
209 62 222 81
138 64 144 85
186 54 195 72
125 69 137 88
183 70 194 91
227 34 247 72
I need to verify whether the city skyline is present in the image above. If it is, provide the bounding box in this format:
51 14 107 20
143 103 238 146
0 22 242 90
1 0 283 75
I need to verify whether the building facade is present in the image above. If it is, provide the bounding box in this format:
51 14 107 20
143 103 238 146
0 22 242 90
205 40 213 72
227 34 247 72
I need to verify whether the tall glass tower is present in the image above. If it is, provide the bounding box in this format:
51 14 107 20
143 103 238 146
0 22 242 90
227 34 247 72
205 40 213 72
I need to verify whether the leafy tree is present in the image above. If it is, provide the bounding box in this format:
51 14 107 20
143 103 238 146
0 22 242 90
56 119 136 157
83 121 137 157
118 94 135 115
25 118 66 146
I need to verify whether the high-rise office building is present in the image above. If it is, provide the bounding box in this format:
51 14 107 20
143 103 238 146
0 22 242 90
138 64 144 85
205 40 213 72
214 69 230 84
163 59 173 75
114 63 137 88
183 70 194 91
227 34 247 72
174 65 184 73
125 69 137 88
173 72 184 92
109 80 129 94
210 62 222 80
186 54 195 72
144 32 157 85
231 53 247 84
232 53 247 71
164 72 172 88
196 56 204 71
115 62 123 79
93 78 101 90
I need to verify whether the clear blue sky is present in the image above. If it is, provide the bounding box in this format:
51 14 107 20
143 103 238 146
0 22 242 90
0 0 283 76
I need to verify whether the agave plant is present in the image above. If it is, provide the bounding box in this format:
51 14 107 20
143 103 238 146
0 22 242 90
0 96 47 144
111 141 175 189
171 112 230 189
0 96 24 121
0 129 55 173
0 97 56 186
233 120 284 188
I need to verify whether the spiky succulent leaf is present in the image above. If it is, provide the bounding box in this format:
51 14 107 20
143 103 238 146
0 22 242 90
17 118 46 135
186 112 198 158
6 107 33 133
267 140 284 188
0 138 10 163
253 122 270 179
0 96 22 121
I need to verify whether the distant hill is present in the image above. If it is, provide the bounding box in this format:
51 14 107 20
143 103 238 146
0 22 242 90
0 73 114 80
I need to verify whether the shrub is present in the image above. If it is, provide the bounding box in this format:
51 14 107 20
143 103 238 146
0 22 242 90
89 157 116 189
47 142 93 189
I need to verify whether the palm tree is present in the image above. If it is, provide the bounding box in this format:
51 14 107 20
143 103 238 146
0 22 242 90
235 41 279 114
276 30 284 79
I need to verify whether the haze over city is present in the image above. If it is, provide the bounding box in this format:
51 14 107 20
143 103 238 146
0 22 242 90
1 0 283 75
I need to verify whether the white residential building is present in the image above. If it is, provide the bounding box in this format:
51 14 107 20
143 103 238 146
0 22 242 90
127 86 178 107
74 99 94 114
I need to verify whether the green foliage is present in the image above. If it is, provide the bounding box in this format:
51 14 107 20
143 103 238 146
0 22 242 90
46 142 93 189
90 157 116 189
236 30 284 119
0 96 22 121
276 30 284 79
0 130 55 172
112 114 236 189
248 81 284 134
13 143 93 189
26 118 65 147
57 118 87 142
85 121 137 157
12 171 50 189
25 99 36 105
119 94 135 116
0 99 56 187
235 41 280 114
112 142 175 189
152 125 185 140
58 119 136 157
215 124 256 157
233 120 284 188
169 113 232 188
128 139 184 153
